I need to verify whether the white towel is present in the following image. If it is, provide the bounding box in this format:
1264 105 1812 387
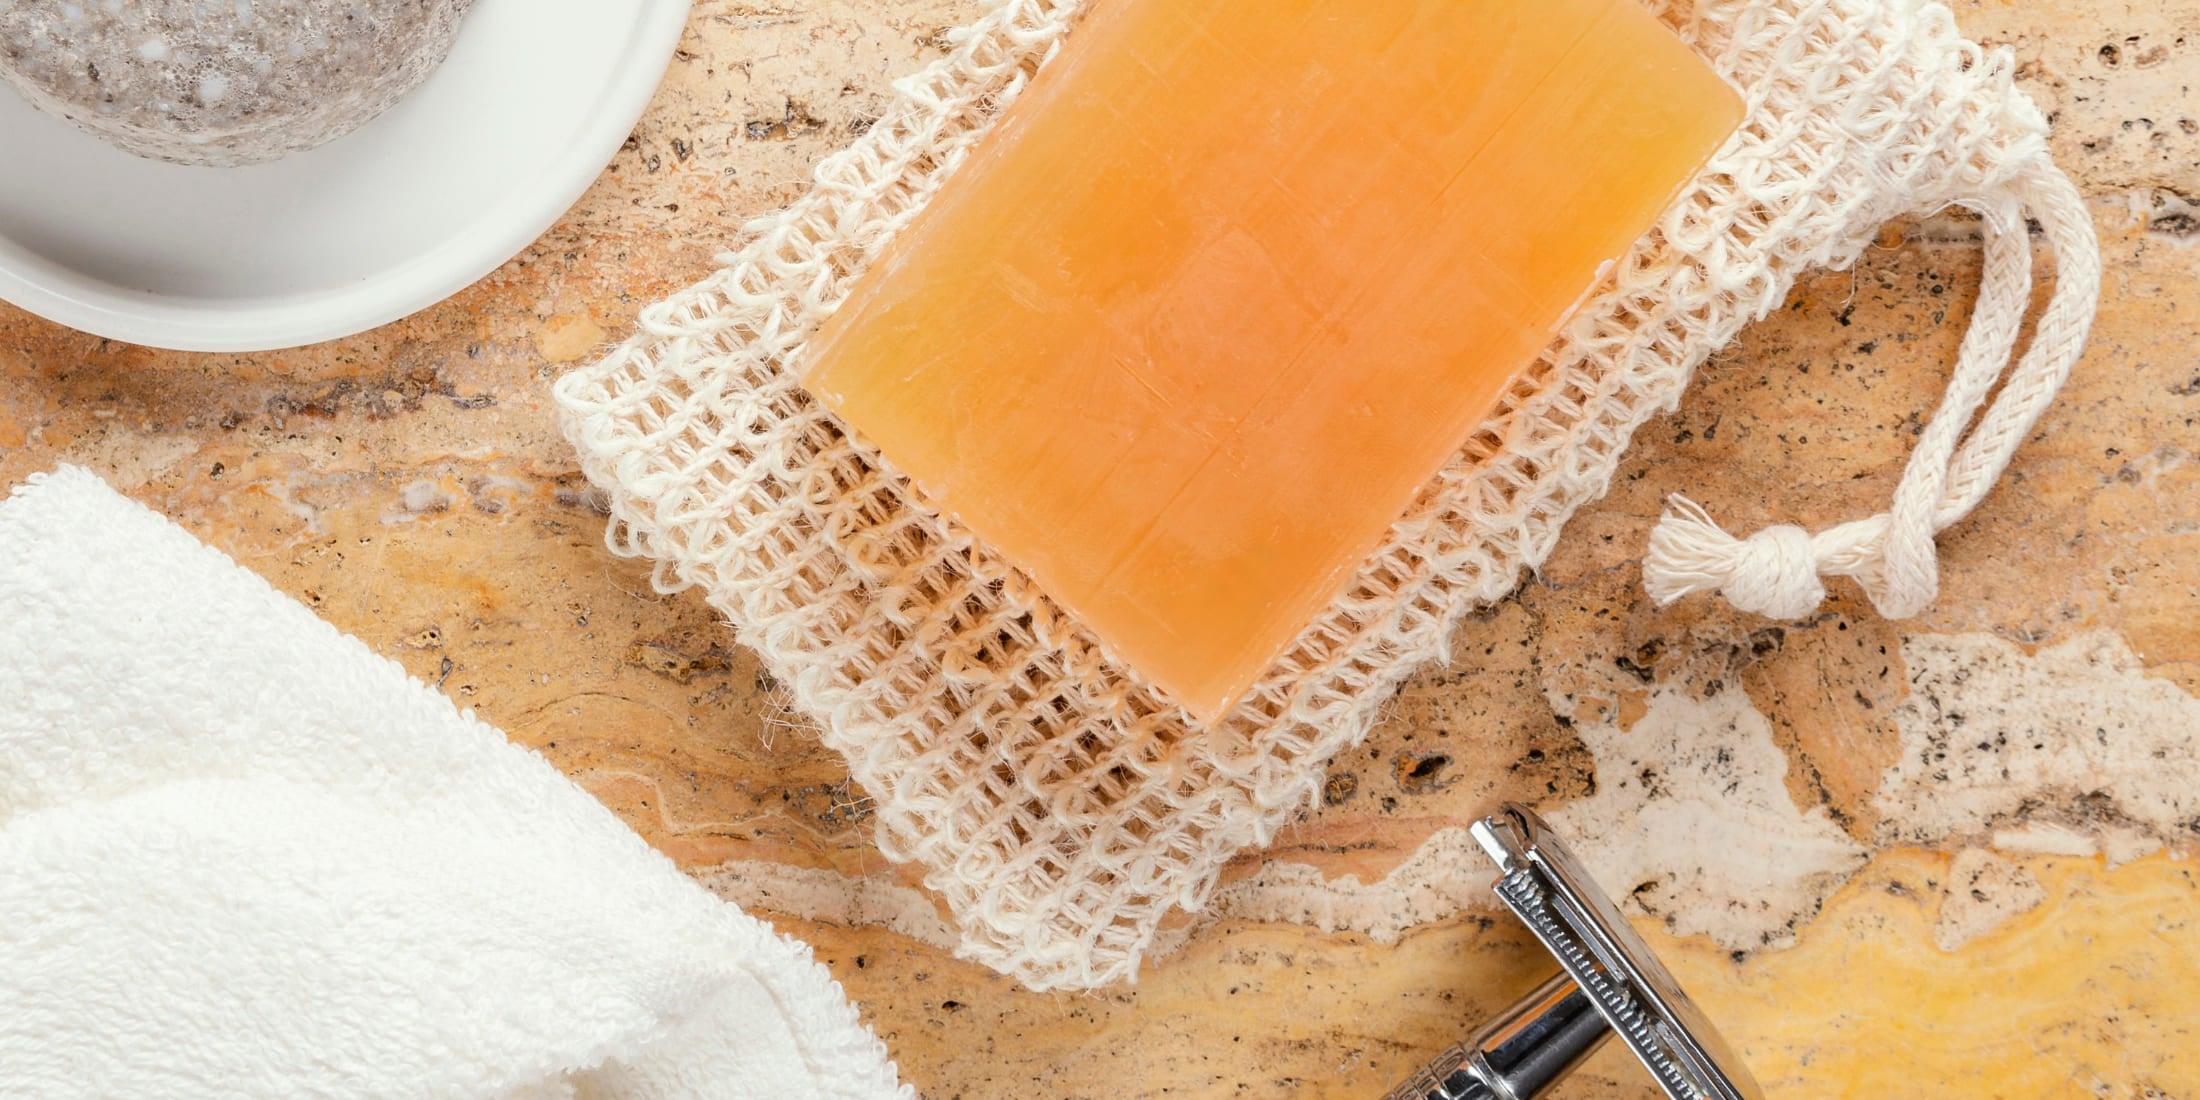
0 466 912 1100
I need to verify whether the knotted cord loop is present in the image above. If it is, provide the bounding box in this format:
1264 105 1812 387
1644 159 2099 620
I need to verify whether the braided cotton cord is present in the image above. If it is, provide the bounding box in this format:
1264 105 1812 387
556 0 2100 990
1643 161 2100 619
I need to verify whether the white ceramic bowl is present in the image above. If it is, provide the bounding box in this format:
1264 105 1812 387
0 0 690 352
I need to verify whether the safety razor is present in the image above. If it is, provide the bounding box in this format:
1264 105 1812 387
1381 804 1763 1100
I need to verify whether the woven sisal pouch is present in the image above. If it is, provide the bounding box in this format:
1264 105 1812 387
556 0 2098 990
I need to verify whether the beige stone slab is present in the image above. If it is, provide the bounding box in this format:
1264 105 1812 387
2 1 2197 1096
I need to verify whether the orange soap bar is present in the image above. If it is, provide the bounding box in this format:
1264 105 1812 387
801 0 1742 722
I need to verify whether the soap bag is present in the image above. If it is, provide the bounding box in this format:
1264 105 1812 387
555 0 2099 990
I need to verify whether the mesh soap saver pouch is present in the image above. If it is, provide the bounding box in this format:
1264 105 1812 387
555 0 2100 991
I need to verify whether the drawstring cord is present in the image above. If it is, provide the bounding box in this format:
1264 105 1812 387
1642 158 2100 621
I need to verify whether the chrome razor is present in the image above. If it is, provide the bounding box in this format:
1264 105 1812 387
1381 804 1763 1100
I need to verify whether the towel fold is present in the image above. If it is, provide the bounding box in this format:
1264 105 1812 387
0 466 910 1100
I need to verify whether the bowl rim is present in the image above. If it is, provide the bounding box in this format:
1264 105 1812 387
0 0 691 354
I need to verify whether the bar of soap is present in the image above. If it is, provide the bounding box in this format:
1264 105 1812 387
801 0 1743 722
0 0 474 166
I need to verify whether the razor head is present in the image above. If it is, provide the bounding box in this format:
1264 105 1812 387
1469 804 1763 1100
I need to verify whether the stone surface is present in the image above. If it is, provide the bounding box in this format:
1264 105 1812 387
0 1 2195 1097
0 0 474 165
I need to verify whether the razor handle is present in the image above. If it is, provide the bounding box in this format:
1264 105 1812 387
1382 973 1612 1100
1378 804 1763 1100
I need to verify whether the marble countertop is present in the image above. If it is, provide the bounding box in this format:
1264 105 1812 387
2 1 2195 1095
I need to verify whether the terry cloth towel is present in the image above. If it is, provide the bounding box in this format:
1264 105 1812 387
0 466 911 1100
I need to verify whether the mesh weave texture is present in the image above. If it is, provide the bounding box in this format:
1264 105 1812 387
556 0 2075 990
